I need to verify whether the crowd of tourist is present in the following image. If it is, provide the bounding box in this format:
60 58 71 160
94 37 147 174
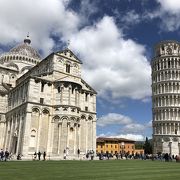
1 148 180 162
0 149 22 161
0 149 10 161
33 151 46 161
96 152 180 162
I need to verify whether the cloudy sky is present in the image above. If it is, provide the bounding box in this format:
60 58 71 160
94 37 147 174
1 0 180 140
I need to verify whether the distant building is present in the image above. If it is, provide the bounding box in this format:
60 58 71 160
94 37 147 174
152 40 180 155
96 137 144 155
0 35 97 159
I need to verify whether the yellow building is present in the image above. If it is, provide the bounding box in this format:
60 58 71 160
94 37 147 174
96 137 144 155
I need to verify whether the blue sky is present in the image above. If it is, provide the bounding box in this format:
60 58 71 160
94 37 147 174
1 0 180 140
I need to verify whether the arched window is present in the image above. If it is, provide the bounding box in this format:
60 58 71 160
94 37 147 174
69 127 74 139
66 64 70 73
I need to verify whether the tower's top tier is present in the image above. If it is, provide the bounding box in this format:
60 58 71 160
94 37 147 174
154 40 180 58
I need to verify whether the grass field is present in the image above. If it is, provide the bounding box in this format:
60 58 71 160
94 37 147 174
0 160 180 180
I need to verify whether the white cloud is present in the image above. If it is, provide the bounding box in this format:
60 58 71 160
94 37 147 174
97 113 132 127
0 0 151 101
146 120 152 128
98 133 145 141
157 0 180 14
97 112 152 136
145 0 180 32
123 123 145 134
0 0 79 56
121 10 141 26
69 16 151 100
112 134 145 141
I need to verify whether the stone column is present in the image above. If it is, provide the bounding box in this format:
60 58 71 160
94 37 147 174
46 114 52 154
36 112 42 152
68 85 72 105
57 122 62 154
85 120 88 152
67 122 70 149
74 123 77 155
161 139 164 154
178 142 180 155
165 123 167 134
16 115 23 154
76 124 80 152
4 120 10 149
60 84 64 104
161 124 163 134
21 112 32 157
169 141 172 156
49 118 55 155
60 120 68 154
92 119 96 153
8 118 14 151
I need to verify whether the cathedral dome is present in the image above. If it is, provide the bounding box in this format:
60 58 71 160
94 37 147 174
9 35 41 60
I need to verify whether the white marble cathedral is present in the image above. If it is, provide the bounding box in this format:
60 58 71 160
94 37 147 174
0 35 97 159
152 40 180 156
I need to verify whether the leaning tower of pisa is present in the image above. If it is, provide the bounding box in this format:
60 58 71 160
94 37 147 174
152 40 180 156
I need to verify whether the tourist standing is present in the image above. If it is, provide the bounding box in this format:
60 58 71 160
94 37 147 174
4 149 9 161
63 149 66 160
77 149 80 158
43 151 46 161
0 149 4 161
33 152 37 160
38 151 41 161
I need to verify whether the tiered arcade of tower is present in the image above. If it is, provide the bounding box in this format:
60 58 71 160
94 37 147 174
152 40 180 155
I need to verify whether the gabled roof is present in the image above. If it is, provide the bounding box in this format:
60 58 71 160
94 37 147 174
81 79 97 94
55 48 82 64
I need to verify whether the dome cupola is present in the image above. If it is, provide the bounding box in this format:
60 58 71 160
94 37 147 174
24 34 31 45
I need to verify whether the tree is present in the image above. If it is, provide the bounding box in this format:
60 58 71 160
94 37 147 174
143 137 152 154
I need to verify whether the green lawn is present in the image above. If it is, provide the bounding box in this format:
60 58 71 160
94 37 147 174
0 160 180 180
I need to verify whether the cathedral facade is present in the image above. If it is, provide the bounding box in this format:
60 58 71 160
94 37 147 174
0 36 97 159
152 40 180 155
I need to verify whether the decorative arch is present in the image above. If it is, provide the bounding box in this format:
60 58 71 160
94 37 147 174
81 114 86 120
32 107 40 113
88 116 93 120
42 108 50 115
70 116 76 121
61 116 69 121
52 115 60 123
53 115 60 120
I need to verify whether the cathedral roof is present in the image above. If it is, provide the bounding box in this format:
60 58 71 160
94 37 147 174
9 35 41 60
55 48 82 64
